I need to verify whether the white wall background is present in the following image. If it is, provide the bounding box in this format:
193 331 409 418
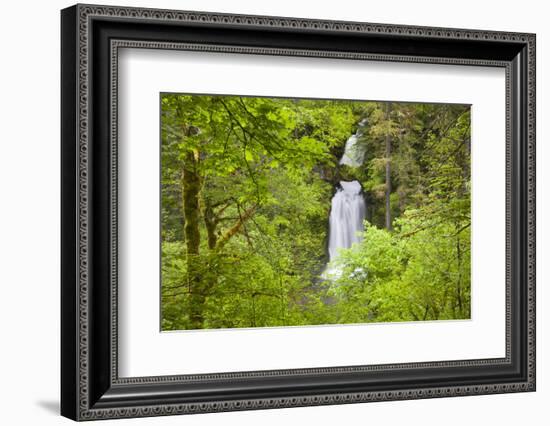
0 0 546 424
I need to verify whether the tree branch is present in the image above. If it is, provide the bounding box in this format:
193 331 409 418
215 205 257 250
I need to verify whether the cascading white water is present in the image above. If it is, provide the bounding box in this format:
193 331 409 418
339 118 367 168
339 136 364 167
327 180 366 261
326 120 367 271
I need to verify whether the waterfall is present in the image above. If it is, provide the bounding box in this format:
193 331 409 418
325 120 367 274
327 181 366 261
339 118 367 168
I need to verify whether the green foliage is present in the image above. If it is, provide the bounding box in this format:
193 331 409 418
160 94 471 330
328 207 470 323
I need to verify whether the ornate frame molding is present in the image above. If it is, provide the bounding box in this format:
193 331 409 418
61 4 535 421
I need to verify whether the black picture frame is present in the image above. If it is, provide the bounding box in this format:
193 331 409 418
61 4 536 421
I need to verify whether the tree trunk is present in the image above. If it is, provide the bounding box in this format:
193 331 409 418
385 102 393 231
203 200 218 250
455 222 464 317
182 149 204 329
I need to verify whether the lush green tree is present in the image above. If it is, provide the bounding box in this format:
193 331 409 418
160 94 471 330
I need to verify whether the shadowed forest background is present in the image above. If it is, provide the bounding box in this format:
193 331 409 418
160 94 471 331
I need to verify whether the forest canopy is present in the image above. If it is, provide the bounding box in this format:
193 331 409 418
160 94 471 331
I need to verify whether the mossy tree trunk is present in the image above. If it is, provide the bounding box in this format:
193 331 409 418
385 102 393 231
203 200 218 250
182 148 205 329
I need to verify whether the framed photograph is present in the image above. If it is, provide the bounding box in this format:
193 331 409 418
61 4 536 421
